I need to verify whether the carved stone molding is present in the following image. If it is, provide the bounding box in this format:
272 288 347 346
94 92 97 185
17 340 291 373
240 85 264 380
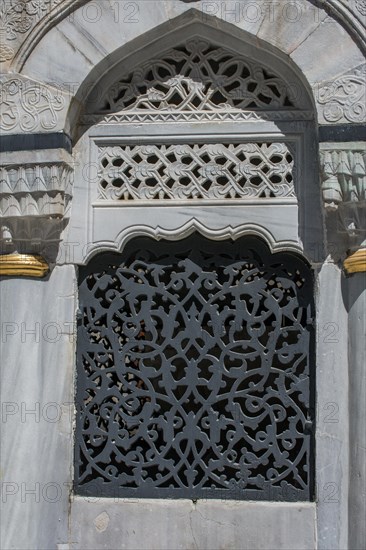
82 219 304 265
312 0 366 54
315 64 366 124
0 148 74 259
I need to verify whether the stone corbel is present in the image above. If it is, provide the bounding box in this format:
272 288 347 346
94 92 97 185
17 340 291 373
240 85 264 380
320 142 366 273
0 148 74 277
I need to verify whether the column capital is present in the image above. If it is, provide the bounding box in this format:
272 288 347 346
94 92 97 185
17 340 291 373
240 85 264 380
320 142 366 260
0 148 74 272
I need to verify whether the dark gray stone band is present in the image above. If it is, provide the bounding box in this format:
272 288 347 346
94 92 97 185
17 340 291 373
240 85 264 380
0 133 72 153
318 125 366 143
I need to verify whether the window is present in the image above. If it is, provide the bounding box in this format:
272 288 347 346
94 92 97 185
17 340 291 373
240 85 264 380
75 235 315 501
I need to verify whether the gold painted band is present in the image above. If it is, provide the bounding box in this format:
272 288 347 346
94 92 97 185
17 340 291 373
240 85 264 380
0 254 49 278
344 249 366 275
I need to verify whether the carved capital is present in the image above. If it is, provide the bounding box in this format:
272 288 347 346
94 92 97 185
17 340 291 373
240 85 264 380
0 148 74 259
320 142 366 210
320 142 366 257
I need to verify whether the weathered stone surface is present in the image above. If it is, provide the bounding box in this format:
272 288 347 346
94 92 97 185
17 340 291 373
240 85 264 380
257 0 328 54
0 0 65 64
11 3 363 128
70 498 316 550
347 275 366 550
291 18 364 85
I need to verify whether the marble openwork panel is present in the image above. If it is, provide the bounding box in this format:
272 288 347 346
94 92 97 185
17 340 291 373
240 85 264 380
97 142 295 201
94 39 297 116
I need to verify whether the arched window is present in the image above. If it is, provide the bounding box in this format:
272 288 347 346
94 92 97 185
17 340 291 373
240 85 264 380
72 31 318 502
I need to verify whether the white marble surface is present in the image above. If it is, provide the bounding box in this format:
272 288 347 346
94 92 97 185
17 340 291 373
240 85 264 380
70 497 316 550
290 17 364 85
315 262 350 550
13 1 364 131
347 274 366 550
257 0 329 54
0 266 77 550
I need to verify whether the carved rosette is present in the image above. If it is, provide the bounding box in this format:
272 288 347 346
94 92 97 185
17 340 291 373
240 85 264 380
0 149 74 269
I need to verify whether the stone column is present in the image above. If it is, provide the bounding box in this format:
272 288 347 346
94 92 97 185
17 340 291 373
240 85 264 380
345 248 366 550
320 143 366 550
0 147 76 549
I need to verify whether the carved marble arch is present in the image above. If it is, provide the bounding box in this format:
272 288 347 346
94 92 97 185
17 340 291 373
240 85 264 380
68 26 323 266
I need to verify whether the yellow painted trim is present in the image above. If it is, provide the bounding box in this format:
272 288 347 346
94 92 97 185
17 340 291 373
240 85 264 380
0 254 49 278
344 249 366 274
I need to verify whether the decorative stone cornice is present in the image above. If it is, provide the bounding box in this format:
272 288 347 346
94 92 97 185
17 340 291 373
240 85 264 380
0 164 72 218
0 253 49 278
0 148 74 259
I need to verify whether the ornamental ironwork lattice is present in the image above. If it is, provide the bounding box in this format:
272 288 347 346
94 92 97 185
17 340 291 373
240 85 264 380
92 39 297 115
75 236 315 501
98 142 295 201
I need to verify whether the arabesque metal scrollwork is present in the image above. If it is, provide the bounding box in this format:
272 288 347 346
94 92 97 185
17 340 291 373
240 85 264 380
75 236 315 501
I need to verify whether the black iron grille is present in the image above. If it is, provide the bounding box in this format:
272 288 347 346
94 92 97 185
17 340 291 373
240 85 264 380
75 236 315 500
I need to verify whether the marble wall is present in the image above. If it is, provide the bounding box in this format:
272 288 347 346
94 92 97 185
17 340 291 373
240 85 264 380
0 1 365 549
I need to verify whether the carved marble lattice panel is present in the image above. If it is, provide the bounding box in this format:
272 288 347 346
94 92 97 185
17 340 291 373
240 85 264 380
75 236 315 501
98 143 295 201
92 39 297 116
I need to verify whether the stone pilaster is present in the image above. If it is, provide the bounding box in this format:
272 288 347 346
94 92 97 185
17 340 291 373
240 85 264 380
320 140 366 550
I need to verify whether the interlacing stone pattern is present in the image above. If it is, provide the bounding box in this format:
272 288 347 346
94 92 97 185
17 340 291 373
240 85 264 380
98 143 295 201
75 236 315 501
94 39 296 114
